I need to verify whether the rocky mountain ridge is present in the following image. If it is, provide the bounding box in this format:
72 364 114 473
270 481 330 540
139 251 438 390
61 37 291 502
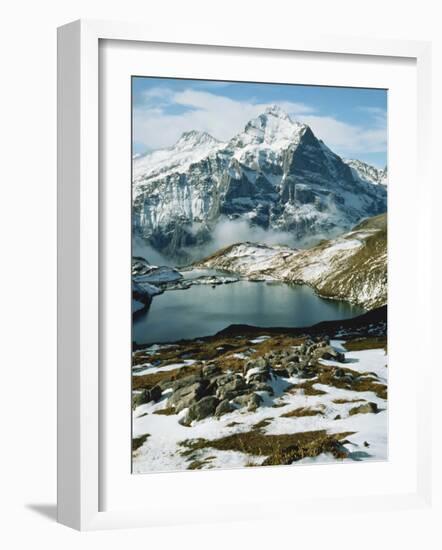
344 159 387 186
133 106 387 259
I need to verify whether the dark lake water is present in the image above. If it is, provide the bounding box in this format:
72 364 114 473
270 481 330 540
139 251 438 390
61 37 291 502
133 277 365 345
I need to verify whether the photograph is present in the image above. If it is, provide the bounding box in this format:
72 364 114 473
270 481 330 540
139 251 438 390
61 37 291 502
130 77 388 474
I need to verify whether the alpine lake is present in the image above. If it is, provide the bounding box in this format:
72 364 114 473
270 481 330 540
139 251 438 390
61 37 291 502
133 269 365 345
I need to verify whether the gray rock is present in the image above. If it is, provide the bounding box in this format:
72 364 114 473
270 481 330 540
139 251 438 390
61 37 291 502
202 364 221 378
320 346 345 363
216 376 247 400
172 374 204 391
249 382 274 395
158 379 175 391
215 373 236 386
183 396 220 424
246 363 272 383
247 393 263 411
233 392 263 411
168 381 208 413
244 357 267 373
215 399 235 417
134 387 162 407
150 385 162 402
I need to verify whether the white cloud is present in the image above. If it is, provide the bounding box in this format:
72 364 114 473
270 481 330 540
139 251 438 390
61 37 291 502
133 88 314 151
298 114 386 156
133 88 386 158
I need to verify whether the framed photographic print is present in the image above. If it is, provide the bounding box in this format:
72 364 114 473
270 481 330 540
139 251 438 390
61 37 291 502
130 76 388 475
57 19 433 530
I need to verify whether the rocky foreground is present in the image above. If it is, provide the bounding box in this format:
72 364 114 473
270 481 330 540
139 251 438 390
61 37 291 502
132 308 387 472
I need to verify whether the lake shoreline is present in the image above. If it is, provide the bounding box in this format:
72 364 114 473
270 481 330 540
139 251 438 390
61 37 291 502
133 304 385 350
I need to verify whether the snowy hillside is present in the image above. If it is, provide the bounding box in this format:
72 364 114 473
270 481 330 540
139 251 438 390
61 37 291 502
132 311 388 473
344 159 388 186
196 213 387 310
133 106 387 258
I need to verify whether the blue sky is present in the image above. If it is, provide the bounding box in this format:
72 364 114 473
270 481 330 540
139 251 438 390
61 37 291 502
132 77 387 168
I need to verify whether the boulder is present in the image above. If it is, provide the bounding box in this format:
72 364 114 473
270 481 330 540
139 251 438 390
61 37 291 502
202 364 221 378
233 392 263 411
247 393 263 411
215 399 235 417
183 396 220 424
245 360 272 383
133 386 161 407
216 376 247 400
215 373 236 386
249 382 274 395
172 374 205 392
244 357 267 373
158 379 175 391
168 381 208 413
320 346 345 363
150 385 162 402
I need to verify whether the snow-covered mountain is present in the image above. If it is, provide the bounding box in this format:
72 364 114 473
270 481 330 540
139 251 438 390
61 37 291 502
344 159 388 186
196 213 387 310
133 105 387 259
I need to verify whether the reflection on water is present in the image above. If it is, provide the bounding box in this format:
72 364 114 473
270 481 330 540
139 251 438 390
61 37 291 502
133 280 365 345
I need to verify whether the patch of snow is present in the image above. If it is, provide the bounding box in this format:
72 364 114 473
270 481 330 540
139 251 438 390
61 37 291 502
249 335 271 344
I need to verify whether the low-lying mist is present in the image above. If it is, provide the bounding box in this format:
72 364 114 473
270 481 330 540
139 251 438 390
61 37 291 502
132 217 336 268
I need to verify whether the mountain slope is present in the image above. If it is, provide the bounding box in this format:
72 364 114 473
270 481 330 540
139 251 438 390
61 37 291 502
133 106 387 259
344 159 388 186
195 213 387 310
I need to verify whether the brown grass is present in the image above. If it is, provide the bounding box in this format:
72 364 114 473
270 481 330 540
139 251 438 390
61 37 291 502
343 337 387 352
252 418 273 431
315 366 387 400
187 458 214 470
153 407 176 416
132 433 150 453
249 336 305 358
291 382 327 396
179 429 354 466
132 363 201 391
281 407 323 418
332 398 366 405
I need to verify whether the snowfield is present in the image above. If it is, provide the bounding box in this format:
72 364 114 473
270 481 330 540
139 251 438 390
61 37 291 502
132 334 388 474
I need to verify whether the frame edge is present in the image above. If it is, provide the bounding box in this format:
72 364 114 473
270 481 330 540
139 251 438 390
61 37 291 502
57 19 82 531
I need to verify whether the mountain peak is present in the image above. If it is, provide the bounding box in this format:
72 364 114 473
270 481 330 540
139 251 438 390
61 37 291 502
175 130 219 148
235 105 305 148
263 104 292 120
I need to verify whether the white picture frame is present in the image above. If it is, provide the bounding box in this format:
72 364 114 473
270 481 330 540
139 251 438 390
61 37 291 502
57 19 433 531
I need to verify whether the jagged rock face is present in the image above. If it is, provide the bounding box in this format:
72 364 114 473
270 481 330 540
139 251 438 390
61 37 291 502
344 159 388 186
133 106 387 258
